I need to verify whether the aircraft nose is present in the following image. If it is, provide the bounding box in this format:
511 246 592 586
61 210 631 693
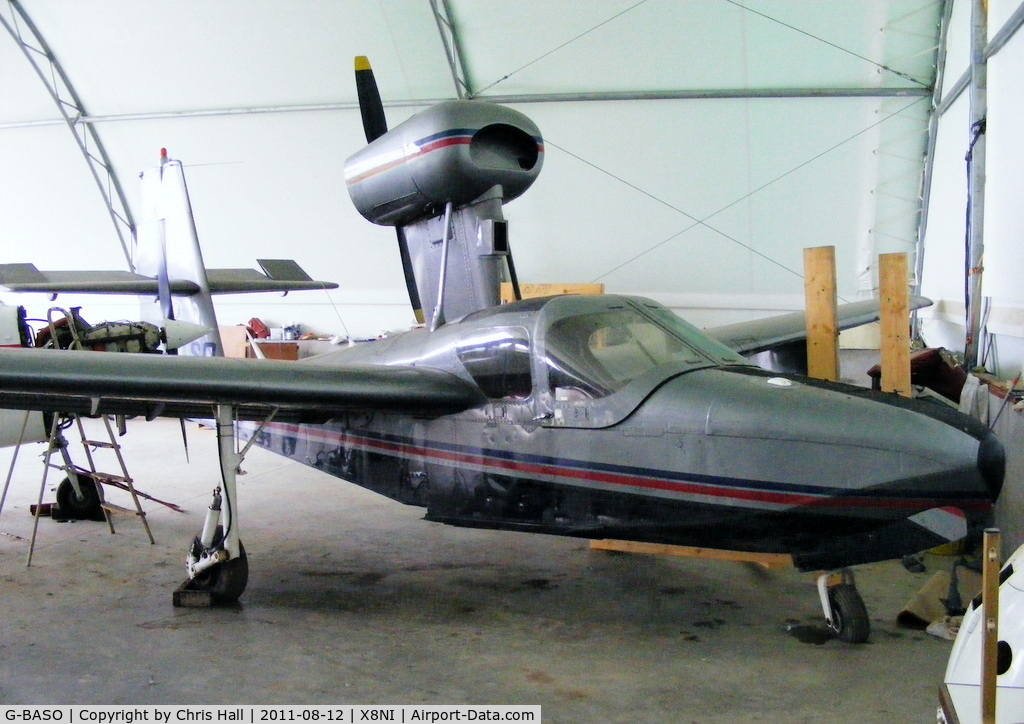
977 430 1005 501
654 366 1003 515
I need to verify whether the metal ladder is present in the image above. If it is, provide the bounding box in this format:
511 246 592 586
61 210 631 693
22 308 154 564
26 413 155 565
74 414 155 542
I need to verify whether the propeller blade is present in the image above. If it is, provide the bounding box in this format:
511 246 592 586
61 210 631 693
354 56 423 324
504 236 522 303
396 227 425 325
354 56 388 143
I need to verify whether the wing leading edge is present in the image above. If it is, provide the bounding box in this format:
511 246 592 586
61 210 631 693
0 348 483 423
707 296 932 356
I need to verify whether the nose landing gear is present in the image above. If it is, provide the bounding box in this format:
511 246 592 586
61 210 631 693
818 569 871 643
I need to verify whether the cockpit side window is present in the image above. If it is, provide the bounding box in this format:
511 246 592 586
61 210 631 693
456 327 532 400
544 306 713 398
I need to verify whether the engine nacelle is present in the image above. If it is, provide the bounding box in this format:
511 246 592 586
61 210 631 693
344 100 543 227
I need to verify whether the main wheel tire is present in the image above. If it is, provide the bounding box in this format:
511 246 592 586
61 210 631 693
55 476 105 521
828 583 871 643
190 526 248 604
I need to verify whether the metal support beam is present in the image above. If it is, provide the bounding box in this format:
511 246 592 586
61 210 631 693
964 0 988 369
987 0 1024 57
0 1 136 271
482 86 932 103
0 86 936 135
912 0 953 309
936 0 1024 117
430 0 471 99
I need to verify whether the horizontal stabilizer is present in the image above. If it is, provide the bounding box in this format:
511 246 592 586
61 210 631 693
205 268 334 294
708 296 933 356
0 264 201 294
0 262 337 296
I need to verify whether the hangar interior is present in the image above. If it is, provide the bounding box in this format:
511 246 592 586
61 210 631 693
0 0 1023 719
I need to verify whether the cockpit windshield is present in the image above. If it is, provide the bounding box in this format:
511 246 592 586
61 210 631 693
543 300 743 398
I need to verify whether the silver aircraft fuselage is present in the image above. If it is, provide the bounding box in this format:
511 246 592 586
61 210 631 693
243 294 1003 571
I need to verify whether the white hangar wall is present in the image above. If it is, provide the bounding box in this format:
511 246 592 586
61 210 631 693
0 1 958 345
920 0 1024 378
1 93 931 340
512 94 928 330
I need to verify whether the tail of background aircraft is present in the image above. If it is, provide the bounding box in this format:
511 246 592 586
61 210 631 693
135 149 224 356
0 149 338 359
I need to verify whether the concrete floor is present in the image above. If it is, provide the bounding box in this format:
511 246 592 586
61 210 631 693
0 416 959 721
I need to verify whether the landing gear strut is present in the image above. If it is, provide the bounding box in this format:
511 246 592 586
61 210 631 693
183 482 249 604
176 405 273 606
187 521 249 604
817 568 871 643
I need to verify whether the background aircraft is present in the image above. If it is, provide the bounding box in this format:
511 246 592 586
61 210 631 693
0 60 1003 645
0 150 338 518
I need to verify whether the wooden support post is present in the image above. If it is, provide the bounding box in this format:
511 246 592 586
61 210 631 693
981 528 1001 724
879 252 911 397
500 282 604 303
803 246 839 381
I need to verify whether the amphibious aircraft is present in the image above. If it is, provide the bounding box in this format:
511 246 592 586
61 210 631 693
0 58 1004 644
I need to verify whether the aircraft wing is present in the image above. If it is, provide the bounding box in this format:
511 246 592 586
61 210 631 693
0 261 338 296
0 347 483 423
707 296 932 356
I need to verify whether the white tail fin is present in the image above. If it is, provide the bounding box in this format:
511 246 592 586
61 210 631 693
0 150 336 356
135 150 224 356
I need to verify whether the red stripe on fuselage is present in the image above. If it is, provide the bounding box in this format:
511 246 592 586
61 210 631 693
346 136 473 186
254 423 990 514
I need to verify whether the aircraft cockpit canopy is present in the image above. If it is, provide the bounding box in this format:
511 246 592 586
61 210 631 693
452 295 749 426
540 297 746 401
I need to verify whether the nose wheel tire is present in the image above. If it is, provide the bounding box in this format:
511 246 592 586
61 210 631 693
827 583 871 643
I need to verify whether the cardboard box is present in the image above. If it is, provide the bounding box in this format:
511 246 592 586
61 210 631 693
220 325 249 359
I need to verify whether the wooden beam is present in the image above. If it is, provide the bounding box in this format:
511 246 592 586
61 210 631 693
879 252 911 397
981 529 1001 724
500 282 604 303
589 539 793 570
803 246 839 381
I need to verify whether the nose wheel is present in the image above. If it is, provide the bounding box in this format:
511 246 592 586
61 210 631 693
818 569 871 643
819 569 868 643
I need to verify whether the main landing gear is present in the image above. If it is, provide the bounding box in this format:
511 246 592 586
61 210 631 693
183 489 249 604
55 475 104 521
174 405 273 607
817 568 871 643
